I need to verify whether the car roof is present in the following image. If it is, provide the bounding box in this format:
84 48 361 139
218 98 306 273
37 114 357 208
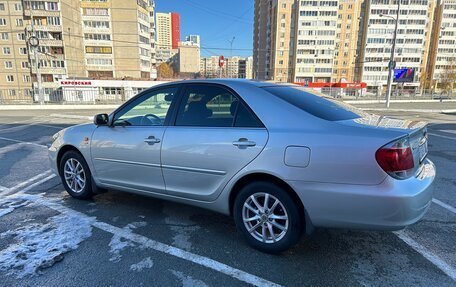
155 79 297 89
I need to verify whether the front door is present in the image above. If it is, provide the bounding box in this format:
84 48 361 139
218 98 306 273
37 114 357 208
91 86 179 193
161 84 268 201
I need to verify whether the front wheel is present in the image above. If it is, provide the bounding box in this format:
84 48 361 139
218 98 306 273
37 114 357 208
233 182 303 253
60 151 93 199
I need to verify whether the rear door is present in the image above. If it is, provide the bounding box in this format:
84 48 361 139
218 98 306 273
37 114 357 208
161 84 268 201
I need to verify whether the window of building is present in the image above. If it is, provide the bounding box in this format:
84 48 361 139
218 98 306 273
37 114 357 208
16 19 23 26
83 8 109 16
84 33 111 41
0 19 6 26
4 61 12 68
15 3 22 10
19 47 27 54
6 75 14 82
85 46 112 54
8 89 16 96
1 32 8 40
23 75 30 82
3 47 10 54
17 33 25 40
0 3 4 10
22 61 29 68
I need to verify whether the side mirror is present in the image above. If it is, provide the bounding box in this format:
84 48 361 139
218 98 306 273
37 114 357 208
94 114 109 126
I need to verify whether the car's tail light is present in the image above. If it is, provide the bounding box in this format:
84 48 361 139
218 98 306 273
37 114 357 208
376 137 415 179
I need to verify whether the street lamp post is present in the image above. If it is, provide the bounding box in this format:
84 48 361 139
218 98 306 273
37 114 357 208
380 0 400 108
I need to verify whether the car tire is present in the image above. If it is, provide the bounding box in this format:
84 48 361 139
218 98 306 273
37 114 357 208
233 181 303 253
59 150 94 200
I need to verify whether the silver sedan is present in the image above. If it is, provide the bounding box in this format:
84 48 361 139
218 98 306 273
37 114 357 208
49 80 435 253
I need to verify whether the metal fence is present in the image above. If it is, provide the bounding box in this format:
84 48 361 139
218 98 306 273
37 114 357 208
0 87 455 105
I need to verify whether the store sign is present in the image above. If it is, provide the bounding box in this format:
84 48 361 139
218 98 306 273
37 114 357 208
60 81 92 86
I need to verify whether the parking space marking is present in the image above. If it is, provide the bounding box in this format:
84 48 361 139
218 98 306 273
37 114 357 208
3 190 282 287
429 133 456 141
432 199 456 215
1 170 53 196
394 230 456 281
0 136 48 148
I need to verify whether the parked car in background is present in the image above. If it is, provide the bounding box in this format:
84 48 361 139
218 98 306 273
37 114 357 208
49 80 435 253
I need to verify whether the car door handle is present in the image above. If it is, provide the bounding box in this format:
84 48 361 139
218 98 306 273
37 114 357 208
144 136 161 145
232 138 256 147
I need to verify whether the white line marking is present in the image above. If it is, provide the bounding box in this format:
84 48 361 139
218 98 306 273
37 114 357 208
49 113 92 120
1 171 53 196
432 199 456 214
429 133 456 141
439 130 456 135
4 181 282 286
394 230 456 281
0 136 48 148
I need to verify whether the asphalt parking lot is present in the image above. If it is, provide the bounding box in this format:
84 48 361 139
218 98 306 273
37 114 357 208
0 107 455 286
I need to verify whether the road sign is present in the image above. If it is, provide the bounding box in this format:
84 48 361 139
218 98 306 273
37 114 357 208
219 56 225 68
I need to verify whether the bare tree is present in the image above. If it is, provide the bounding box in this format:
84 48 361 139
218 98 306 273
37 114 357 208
439 59 456 95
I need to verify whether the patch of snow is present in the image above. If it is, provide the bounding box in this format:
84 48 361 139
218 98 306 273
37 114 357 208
111 216 119 222
163 204 200 251
170 270 209 287
86 208 97 214
108 221 147 262
0 212 94 278
0 207 14 218
0 199 29 218
88 202 96 206
130 257 153 272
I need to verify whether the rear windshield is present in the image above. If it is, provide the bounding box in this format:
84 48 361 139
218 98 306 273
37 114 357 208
262 86 367 121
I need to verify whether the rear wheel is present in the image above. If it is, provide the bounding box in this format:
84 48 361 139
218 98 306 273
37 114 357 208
60 151 93 199
233 181 303 253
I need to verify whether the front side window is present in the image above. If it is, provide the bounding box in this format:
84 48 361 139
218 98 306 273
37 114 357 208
113 87 178 127
175 85 262 128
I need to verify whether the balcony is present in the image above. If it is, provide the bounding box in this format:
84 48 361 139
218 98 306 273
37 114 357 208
26 24 61 33
38 39 63 47
24 9 60 18
31 67 66 75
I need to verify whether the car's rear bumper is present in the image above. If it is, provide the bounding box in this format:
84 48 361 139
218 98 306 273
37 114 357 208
287 159 435 230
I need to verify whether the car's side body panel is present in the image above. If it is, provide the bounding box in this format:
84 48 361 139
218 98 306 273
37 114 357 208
90 125 166 193
161 126 268 201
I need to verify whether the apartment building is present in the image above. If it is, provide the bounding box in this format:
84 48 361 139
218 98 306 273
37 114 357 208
200 56 253 79
155 11 180 63
253 0 273 80
0 0 32 101
239 56 254 79
333 0 364 83
270 0 296 82
253 0 362 84
359 0 433 94
0 0 157 102
200 56 220 78
426 0 456 90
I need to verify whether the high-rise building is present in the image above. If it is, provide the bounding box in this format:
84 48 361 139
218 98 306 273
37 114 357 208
333 0 364 83
200 56 220 78
171 12 180 49
0 0 157 102
156 12 180 62
156 12 172 51
425 0 456 91
253 0 273 80
358 0 433 94
239 56 254 79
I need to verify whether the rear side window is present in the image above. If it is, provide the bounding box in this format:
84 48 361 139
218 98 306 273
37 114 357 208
263 86 367 121
175 85 263 128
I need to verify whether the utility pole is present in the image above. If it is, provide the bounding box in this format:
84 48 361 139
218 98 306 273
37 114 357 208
30 16 43 105
384 0 400 108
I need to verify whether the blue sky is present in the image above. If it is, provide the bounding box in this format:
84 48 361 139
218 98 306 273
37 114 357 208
155 0 254 57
